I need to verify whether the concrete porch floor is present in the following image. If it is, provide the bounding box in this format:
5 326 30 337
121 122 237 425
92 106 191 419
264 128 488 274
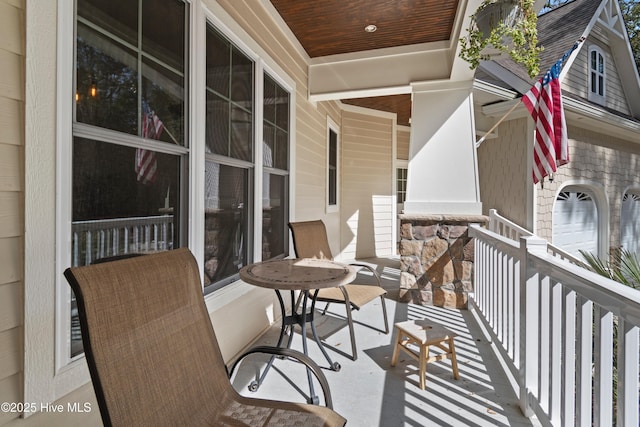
230 257 538 427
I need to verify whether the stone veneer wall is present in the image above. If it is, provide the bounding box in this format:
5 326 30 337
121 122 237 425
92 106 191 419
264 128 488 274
398 214 489 309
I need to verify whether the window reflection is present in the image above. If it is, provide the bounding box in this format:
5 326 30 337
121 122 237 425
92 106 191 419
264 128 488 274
205 25 253 160
72 0 187 359
76 0 185 145
204 163 250 288
262 173 286 259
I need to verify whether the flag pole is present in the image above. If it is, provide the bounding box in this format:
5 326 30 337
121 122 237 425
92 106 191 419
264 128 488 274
475 37 586 150
475 100 521 148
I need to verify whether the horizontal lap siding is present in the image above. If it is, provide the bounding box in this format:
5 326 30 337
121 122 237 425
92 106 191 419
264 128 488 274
341 111 394 259
397 128 410 161
0 0 23 425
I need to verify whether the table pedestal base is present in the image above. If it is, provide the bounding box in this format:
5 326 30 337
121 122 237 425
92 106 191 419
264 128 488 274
250 289 340 404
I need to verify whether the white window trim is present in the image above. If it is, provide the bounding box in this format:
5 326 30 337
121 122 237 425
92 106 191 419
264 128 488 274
24 0 90 408
588 45 606 105
24 0 297 406
326 116 340 213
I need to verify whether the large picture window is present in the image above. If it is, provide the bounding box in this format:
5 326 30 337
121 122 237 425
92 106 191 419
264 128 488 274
70 0 188 358
204 25 254 290
262 74 290 260
203 24 291 291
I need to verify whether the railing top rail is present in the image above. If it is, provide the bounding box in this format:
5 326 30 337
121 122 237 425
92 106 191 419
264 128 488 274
469 223 521 255
488 209 584 265
72 215 174 231
527 247 640 326
488 208 532 237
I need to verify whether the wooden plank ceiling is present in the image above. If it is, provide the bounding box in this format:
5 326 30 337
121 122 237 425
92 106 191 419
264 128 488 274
270 0 461 126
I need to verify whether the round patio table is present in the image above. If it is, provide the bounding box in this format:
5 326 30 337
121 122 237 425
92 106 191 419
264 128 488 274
240 258 357 404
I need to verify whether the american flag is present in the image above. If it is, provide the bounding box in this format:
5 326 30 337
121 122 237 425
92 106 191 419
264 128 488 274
522 42 580 184
135 107 164 184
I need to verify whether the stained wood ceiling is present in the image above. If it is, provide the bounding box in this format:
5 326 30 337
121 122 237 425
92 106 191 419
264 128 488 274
270 0 461 126
270 0 459 58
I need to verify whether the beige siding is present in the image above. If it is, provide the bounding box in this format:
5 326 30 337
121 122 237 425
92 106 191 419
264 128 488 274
564 35 631 116
340 110 394 259
0 0 23 425
477 117 529 228
396 127 410 161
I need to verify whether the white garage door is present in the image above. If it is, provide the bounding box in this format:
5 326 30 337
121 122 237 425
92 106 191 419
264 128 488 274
552 190 598 259
621 192 640 255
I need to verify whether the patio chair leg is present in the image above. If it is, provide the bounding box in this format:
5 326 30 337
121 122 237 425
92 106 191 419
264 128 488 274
380 295 389 334
322 302 330 315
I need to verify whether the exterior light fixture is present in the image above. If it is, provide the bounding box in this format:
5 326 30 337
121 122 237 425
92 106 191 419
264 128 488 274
364 24 377 33
90 81 97 97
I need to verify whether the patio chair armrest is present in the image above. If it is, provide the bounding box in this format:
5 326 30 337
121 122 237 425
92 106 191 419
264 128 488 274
348 262 382 286
228 346 334 409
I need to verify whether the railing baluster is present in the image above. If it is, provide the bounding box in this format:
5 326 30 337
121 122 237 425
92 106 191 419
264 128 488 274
594 307 614 427
513 254 520 369
73 231 79 267
617 319 639 427
153 223 158 251
134 226 139 252
540 276 551 413
539 276 550 413
86 231 92 265
561 288 576 427
576 296 593 427
549 280 562 425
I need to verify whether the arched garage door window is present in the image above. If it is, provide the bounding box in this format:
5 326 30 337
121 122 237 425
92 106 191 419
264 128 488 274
621 191 640 255
552 189 598 259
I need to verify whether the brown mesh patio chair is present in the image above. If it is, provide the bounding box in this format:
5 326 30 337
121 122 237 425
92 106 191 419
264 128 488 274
64 248 346 427
289 220 389 361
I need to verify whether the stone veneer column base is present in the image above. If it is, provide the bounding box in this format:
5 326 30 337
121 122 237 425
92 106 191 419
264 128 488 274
398 214 489 309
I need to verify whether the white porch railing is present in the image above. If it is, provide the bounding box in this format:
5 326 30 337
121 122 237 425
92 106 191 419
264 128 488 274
470 210 640 427
72 215 174 266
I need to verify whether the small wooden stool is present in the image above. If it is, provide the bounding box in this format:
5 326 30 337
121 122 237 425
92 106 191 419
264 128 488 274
390 320 460 390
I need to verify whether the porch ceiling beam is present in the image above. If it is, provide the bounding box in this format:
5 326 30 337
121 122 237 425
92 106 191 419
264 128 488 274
308 0 485 102
308 43 452 102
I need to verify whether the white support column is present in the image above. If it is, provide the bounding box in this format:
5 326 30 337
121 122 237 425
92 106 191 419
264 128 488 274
404 81 482 215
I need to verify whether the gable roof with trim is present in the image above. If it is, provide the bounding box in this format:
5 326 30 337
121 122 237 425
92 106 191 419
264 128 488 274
477 0 640 120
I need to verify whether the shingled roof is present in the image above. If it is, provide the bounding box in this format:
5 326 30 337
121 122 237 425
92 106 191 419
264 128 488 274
490 0 601 85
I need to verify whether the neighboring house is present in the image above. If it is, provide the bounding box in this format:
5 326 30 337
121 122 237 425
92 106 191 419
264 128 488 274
475 0 640 260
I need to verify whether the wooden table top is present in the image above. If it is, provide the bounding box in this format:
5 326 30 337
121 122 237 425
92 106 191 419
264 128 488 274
239 258 357 291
